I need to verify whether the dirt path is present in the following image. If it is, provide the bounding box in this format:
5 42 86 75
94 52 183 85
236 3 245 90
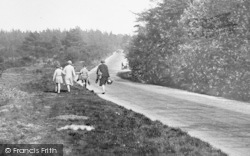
87 51 250 156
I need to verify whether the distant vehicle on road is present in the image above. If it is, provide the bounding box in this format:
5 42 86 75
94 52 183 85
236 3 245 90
117 49 123 53
121 58 129 70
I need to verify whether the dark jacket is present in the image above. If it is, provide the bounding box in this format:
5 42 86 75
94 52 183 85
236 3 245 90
97 63 110 77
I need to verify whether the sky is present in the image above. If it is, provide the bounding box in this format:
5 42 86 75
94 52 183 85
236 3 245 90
0 0 154 34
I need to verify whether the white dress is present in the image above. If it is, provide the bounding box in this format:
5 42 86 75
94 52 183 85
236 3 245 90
63 65 76 86
53 68 64 84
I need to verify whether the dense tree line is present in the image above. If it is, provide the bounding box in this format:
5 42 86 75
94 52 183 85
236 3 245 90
0 27 130 69
127 0 250 101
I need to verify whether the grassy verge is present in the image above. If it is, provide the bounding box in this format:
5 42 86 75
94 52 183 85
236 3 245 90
1 67 227 156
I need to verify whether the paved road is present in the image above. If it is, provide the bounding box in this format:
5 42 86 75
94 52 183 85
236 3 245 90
87 52 250 156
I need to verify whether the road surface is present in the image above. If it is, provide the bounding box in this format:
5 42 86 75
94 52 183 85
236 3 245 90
87 51 250 156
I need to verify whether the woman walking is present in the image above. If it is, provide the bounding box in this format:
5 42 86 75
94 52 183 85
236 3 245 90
63 60 76 92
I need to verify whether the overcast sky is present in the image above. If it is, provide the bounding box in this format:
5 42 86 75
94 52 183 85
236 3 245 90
0 0 154 34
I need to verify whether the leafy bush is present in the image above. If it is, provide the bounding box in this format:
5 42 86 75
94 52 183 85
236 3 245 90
127 0 250 101
0 56 4 63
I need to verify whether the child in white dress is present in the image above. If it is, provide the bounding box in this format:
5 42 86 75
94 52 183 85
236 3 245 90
53 65 64 93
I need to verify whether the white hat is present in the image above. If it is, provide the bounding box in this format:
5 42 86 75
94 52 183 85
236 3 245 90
67 60 72 64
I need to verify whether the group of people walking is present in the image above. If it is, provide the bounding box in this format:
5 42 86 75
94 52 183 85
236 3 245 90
52 60 110 94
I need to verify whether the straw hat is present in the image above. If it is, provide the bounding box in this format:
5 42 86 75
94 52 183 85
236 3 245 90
67 60 72 64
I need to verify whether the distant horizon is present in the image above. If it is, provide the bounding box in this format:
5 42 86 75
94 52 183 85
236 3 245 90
0 0 154 35
0 27 130 35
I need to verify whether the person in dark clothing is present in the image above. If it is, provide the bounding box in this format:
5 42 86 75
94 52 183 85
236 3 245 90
96 60 110 94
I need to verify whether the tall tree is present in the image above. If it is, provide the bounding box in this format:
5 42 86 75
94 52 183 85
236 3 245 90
62 27 85 49
18 32 41 58
176 0 250 96
128 0 250 100
128 0 188 84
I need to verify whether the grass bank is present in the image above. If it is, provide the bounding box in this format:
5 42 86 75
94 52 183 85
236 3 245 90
0 67 227 156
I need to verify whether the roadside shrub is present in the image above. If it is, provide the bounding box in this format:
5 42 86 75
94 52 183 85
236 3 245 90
0 56 4 63
127 0 250 101
117 71 140 82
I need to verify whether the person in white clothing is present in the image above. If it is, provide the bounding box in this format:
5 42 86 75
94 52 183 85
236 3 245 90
63 60 76 92
53 64 64 93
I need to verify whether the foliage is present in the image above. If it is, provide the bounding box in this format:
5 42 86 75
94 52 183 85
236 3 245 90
0 56 4 64
0 28 131 71
176 0 250 99
127 0 188 85
127 0 250 101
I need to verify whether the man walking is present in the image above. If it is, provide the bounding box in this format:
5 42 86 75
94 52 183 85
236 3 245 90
96 60 110 94
63 60 76 92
